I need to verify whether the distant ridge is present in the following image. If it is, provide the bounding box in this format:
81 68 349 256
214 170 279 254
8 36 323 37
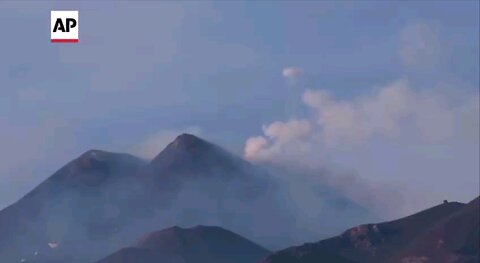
261 198 478 263
96 225 270 263
394 197 479 263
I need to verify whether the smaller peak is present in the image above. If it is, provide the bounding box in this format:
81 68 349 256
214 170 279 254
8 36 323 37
153 225 184 233
78 149 140 161
75 149 143 171
165 225 185 231
162 225 224 232
75 150 115 171
192 225 224 231
137 225 230 248
76 150 120 166
79 149 113 159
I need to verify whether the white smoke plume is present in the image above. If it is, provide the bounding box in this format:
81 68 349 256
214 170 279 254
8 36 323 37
245 78 479 217
282 67 303 79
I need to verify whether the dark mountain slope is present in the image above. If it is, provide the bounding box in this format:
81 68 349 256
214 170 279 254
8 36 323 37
149 134 252 176
96 225 270 263
262 200 467 263
260 243 356 263
141 134 263 190
394 197 479 263
0 150 145 263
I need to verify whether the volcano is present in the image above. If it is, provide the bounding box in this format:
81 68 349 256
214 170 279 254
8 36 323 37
0 134 376 263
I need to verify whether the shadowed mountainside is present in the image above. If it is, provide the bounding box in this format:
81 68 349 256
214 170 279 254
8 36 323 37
393 197 479 263
0 150 145 262
261 197 478 263
96 225 270 263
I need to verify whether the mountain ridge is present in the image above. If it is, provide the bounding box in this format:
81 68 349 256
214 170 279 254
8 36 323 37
96 225 270 263
0 133 377 263
260 197 479 263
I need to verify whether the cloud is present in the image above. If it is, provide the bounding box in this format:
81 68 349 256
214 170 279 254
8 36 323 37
302 79 457 144
244 120 311 162
247 79 464 156
244 78 479 216
282 67 305 119
400 22 441 68
264 120 311 142
133 127 202 159
244 136 269 161
47 242 59 249
282 67 303 79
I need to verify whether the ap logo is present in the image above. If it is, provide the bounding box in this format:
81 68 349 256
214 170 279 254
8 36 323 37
51 11 79 43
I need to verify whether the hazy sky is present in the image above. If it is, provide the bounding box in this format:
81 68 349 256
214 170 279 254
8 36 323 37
0 1 478 212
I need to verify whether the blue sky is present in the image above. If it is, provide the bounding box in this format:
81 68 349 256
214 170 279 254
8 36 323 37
0 1 478 213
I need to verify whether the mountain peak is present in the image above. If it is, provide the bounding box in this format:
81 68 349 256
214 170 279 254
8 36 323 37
16 149 145 215
40 150 144 189
150 134 230 168
169 133 210 151
150 133 218 164
144 134 255 182
97 225 270 263
134 225 270 256
76 149 117 169
74 149 144 172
